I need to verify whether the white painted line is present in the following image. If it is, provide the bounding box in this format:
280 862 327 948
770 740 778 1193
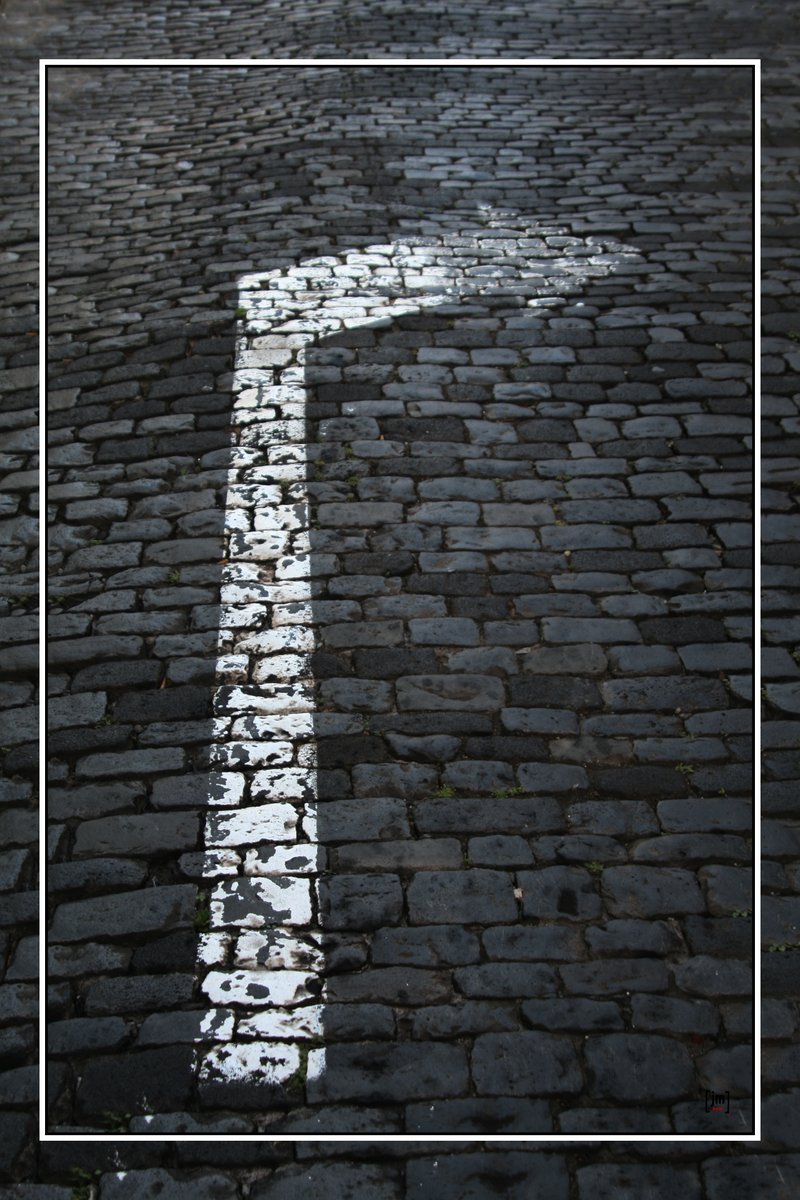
196 230 629 1095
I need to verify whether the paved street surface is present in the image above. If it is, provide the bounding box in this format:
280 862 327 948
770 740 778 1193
0 0 797 1194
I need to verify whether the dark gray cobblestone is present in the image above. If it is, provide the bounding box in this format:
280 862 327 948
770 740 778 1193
0 0 793 1186
36 35 756 1139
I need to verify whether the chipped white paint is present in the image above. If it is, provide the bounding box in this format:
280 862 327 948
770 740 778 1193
193 850 241 878
234 930 324 971
203 969 318 1007
197 228 629 1093
205 773 246 807
243 845 319 875
239 1007 324 1040
198 1010 237 1041
197 932 232 966
202 1042 301 1085
209 876 313 928
204 803 298 847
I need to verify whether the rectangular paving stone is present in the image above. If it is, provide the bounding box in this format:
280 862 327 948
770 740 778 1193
602 866 706 917
331 839 462 871
407 870 518 925
578 1165 702 1200
0 984 37 1022
211 877 312 929
319 679 394 711
515 643 608 674
75 748 185 778
656 797 752 833
322 621 404 648
151 772 245 809
584 1033 694 1102
327 966 450 1005
352 763 437 797
601 677 729 711
447 527 538 550
251 1164 398 1199
521 998 624 1032
48 635 143 664
48 1016 130 1056
0 849 28 892
318 502 403 526
72 812 199 858
517 763 589 792
66 543 143 570
47 942 131 980
408 618 479 645
306 1043 469 1104
205 804 298 848
702 1156 800 1200
49 885 196 942
318 874 403 930
414 796 562 835
47 692 107 729
84 973 195 1015
483 924 583 961
454 962 558 998
397 674 505 711
371 926 480 967
473 1031 582 1096
559 959 669 995
407 1152 568 1197
75 1047 195 1118
404 1098 553 1135
542 617 641 643
411 1000 518 1040
631 994 720 1035
442 761 515 793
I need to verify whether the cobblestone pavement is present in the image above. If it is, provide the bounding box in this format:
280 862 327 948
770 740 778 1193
0 0 797 1193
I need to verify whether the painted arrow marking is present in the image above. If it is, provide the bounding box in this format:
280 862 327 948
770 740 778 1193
195 231 627 1096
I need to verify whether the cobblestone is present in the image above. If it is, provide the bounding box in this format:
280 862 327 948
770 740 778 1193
0 0 773 1171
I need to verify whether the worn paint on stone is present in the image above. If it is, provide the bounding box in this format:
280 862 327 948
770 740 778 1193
195 240 625 1088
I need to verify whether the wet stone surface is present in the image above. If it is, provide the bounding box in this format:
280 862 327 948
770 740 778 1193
0 0 794 1187
39 64 756 1138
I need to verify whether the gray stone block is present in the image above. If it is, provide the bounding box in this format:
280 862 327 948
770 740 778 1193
408 1152 567 1197
49 885 195 942
327 967 450 1005
48 1017 131 1056
560 959 669 995
414 796 562 835
99 1169 238 1200
306 1042 469 1104
585 1033 694 1101
673 955 752 997
518 866 601 921
318 875 403 930
517 763 589 792
73 812 199 858
317 799 410 842
405 1099 552 1134
76 748 185 778
407 870 518 925
472 1031 582 1095
397 674 505 711
454 962 557 998
577 1165 701 1200
372 926 479 967
602 866 706 917
84 974 195 1015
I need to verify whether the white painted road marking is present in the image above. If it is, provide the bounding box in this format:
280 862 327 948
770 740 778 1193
196 231 627 1091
